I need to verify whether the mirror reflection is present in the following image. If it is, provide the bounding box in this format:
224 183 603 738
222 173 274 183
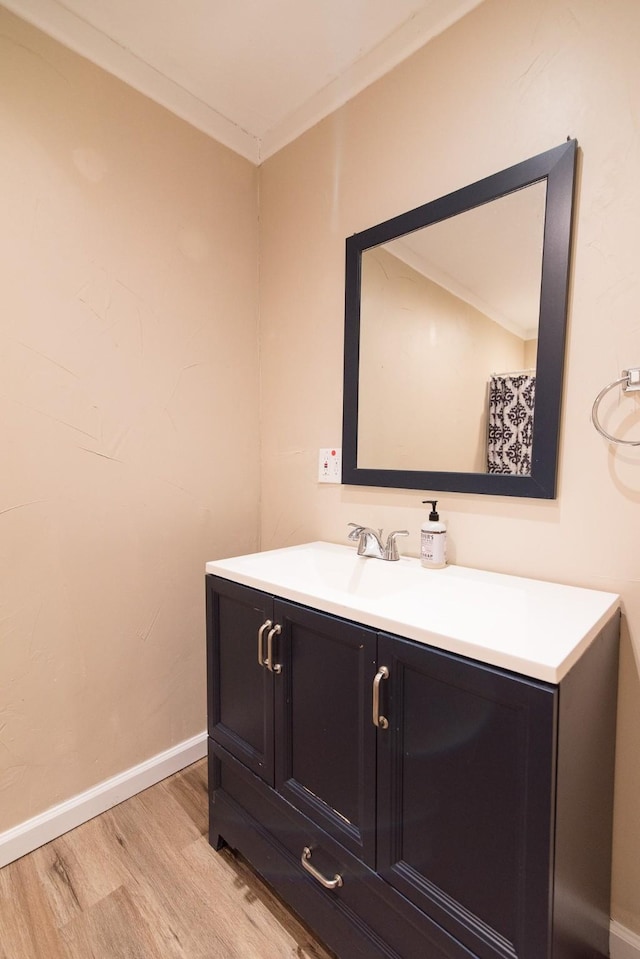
342 139 578 498
357 182 546 475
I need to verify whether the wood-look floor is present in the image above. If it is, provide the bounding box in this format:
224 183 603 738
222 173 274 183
0 759 336 959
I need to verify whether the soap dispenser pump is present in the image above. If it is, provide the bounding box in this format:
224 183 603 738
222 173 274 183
421 500 447 569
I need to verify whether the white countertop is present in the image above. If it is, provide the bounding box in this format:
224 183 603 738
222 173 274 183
206 541 620 683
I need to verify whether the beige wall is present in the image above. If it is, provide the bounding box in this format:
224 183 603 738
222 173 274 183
259 0 640 935
358 247 525 472
3 0 640 939
524 337 538 370
0 9 260 831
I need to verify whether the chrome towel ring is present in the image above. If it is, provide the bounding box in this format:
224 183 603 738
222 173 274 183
591 367 640 446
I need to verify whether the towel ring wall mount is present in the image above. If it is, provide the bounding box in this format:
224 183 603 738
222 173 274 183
591 367 640 446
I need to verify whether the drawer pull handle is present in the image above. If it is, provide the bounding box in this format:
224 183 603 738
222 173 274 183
301 846 343 889
266 624 282 674
372 666 389 729
257 620 272 668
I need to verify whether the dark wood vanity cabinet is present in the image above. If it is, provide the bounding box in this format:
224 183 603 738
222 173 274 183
207 576 377 863
206 574 618 959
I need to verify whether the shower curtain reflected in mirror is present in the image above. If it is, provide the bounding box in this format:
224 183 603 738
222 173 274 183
487 374 536 475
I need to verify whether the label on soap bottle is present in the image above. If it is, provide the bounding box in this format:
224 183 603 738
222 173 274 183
421 529 447 568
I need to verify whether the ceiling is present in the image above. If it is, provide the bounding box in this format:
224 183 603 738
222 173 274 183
3 0 485 163
385 181 547 340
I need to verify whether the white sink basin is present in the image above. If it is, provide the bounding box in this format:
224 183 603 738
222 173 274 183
210 540 416 599
206 541 619 683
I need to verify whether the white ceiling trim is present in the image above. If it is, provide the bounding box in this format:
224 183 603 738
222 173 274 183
259 0 484 161
2 0 484 165
2 0 261 160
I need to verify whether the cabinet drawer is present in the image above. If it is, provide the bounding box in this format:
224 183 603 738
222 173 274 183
212 744 482 959
271 807 482 959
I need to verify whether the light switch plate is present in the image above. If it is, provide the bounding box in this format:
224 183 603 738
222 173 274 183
318 448 342 483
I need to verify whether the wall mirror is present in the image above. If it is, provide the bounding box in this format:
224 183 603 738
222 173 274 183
342 139 577 498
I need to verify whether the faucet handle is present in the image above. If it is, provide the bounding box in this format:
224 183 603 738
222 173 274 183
384 530 409 561
348 522 382 538
347 523 366 541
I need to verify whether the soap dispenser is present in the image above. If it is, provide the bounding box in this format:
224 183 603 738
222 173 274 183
421 500 447 569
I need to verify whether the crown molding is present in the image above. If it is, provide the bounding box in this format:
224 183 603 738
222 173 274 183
3 0 484 165
1 0 261 162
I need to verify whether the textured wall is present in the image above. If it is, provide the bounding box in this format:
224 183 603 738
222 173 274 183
358 247 525 472
0 9 260 831
259 0 640 934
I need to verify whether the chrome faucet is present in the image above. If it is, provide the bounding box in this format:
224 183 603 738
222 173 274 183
348 523 409 561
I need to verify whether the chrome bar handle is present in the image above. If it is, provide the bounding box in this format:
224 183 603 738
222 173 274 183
301 846 343 889
257 620 272 668
266 624 282 673
372 666 389 729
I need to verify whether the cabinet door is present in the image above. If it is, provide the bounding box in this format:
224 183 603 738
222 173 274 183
377 633 557 959
274 600 378 866
206 576 275 784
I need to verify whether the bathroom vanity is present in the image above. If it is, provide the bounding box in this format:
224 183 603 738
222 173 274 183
205 542 619 959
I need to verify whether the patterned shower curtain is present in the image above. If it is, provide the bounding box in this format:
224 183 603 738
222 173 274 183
487 374 536 474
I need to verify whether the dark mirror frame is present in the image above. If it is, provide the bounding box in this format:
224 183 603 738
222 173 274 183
342 139 578 499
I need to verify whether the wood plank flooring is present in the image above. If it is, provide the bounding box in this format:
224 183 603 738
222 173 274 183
0 759 336 959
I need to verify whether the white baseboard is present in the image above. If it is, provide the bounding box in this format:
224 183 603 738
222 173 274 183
611 921 640 959
0 730 207 869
